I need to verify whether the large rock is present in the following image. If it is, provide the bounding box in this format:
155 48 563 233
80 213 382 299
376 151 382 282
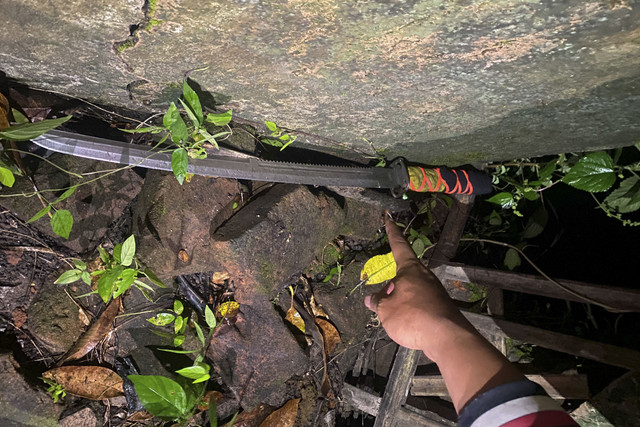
0 353 63 426
2 1 640 164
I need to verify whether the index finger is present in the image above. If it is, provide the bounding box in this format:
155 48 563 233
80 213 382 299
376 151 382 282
385 217 419 270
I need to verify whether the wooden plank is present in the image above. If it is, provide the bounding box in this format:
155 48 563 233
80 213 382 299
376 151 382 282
432 263 640 312
463 311 640 371
373 346 421 427
341 384 455 427
486 286 507 354
429 194 475 264
411 374 590 400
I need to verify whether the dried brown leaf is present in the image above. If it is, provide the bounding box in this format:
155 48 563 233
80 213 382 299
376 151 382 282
57 297 121 365
309 295 328 318
178 249 189 263
0 92 9 130
211 271 230 285
197 390 224 411
315 317 341 355
223 403 274 427
43 365 123 399
259 398 300 427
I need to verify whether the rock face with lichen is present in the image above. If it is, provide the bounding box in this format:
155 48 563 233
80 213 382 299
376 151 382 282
1 0 639 164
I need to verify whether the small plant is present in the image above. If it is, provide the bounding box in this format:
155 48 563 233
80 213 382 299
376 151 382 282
261 120 296 150
122 81 233 184
487 148 640 225
41 376 66 403
55 235 164 303
130 299 220 424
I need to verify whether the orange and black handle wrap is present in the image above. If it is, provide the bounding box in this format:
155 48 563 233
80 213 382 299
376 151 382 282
407 166 492 195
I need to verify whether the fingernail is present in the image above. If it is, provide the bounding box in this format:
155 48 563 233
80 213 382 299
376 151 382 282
364 295 372 309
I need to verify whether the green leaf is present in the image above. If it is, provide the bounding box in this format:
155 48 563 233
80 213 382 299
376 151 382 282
52 185 77 205
163 103 188 144
98 246 110 264
0 167 15 187
604 176 640 214
97 265 123 303
204 305 217 329
197 128 219 149
504 248 521 271
0 115 72 141
538 159 557 181
205 110 232 126
264 121 278 132
120 235 136 267
27 205 51 223
171 148 188 185
72 259 87 270
143 268 166 288
193 321 205 347
192 374 210 384
81 271 91 286
174 315 184 334
158 348 200 354
174 300 184 315
562 152 616 192
113 268 137 297
178 99 200 129
175 365 208 380
11 108 29 124
411 239 425 257
522 207 549 239
55 269 82 285
486 192 515 209
182 81 203 125
488 210 502 226
173 335 185 347
148 312 176 326
120 126 165 134
113 244 122 263
50 209 73 239
128 375 187 419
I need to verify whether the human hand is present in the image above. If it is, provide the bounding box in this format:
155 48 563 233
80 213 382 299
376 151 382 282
364 218 467 353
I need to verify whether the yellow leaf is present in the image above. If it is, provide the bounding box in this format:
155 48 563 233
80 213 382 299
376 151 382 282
285 306 305 333
360 252 396 285
217 301 239 317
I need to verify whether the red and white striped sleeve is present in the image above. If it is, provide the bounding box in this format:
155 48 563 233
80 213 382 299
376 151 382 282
457 379 579 427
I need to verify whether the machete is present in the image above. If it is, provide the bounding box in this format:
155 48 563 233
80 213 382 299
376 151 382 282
32 129 492 196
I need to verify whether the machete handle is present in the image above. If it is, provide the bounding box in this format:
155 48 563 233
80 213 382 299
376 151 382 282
407 165 492 195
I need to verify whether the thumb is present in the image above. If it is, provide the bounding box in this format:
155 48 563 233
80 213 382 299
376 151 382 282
364 282 395 313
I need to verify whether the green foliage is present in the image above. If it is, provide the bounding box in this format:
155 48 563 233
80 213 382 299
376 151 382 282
40 377 66 403
0 115 72 141
137 298 222 424
122 81 233 184
489 148 640 226
261 120 296 150
55 235 164 304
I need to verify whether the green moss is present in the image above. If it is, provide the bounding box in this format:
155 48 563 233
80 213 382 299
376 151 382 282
116 39 135 53
143 0 163 31
466 282 487 302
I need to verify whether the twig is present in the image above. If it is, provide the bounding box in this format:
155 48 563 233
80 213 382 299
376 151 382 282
0 245 62 256
460 238 628 313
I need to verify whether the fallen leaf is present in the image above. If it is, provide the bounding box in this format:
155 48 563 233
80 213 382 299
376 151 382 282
128 411 154 422
259 398 300 427
217 301 240 318
43 365 123 399
315 317 341 355
211 271 230 285
57 297 121 365
223 403 274 427
11 307 27 328
360 252 396 285
309 295 328 318
197 390 224 411
178 249 189 263
284 292 305 333
4 248 23 265
0 92 9 129
78 308 91 326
